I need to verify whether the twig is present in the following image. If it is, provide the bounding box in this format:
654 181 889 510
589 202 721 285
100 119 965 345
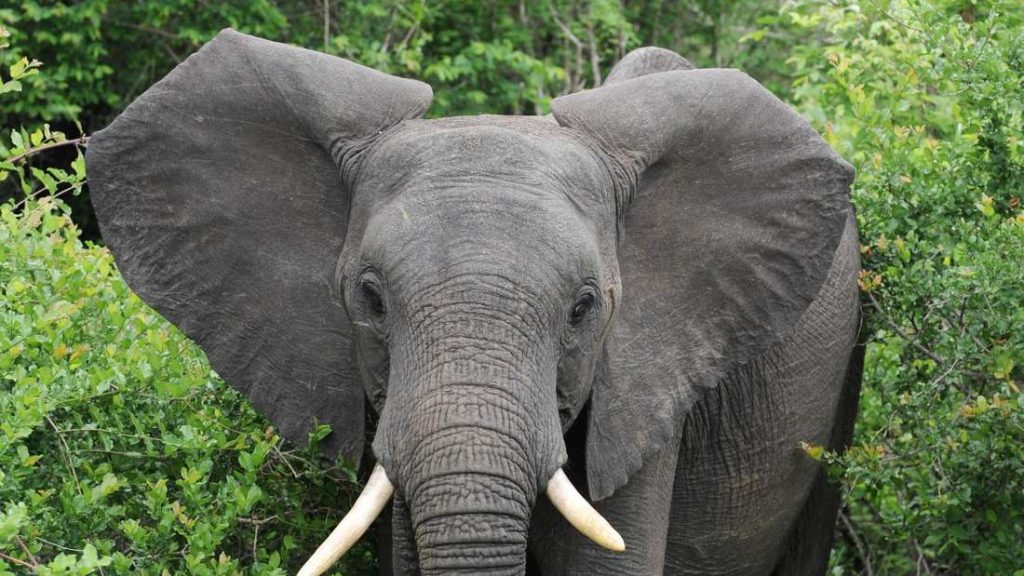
323 0 330 51
838 509 874 576
549 4 585 90
585 4 602 87
379 8 397 55
162 43 181 64
561 37 572 94
6 137 89 164
236 515 278 525
914 539 934 575
866 0 923 33
866 291 985 379
13 180 86 213
35 538 82 553
0 551 35 571
46 415 82 495
867 291 943 364
273 443 300 479
121 23 190 43
76 448 156 458
15 537 37 567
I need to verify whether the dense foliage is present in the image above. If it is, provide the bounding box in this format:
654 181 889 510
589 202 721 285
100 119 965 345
1 0 1022 574
779 1 1024 573
0 0 796 130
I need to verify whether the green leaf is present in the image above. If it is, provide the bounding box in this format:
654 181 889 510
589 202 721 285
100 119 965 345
9 57 28 79
0 79 22 94
0 503 28 543
71 151 85 179
31 167 58 193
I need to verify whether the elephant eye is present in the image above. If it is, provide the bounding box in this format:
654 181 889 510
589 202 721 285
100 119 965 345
359 276 386 316
569 290 596 326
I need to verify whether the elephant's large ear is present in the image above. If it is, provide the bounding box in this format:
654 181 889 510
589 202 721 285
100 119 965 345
86 30 432 462
552 54 853 500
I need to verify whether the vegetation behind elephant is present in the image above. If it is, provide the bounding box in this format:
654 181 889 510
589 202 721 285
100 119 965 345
86 30 861 576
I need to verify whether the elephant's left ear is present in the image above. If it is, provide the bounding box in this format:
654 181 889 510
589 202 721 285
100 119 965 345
552 64 854 500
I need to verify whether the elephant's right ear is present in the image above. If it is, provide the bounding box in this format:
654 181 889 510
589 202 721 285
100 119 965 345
86 29 432 462
552 54 853 500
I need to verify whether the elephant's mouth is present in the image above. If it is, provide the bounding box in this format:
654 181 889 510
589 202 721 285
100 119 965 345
296 464 624 576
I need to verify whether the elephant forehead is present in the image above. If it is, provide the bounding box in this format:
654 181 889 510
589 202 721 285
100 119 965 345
358 118 612 201
348 118 616 300
364 184 601 287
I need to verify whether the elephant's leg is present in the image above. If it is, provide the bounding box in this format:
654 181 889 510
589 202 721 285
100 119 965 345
770 341 865 576
527 409 682 576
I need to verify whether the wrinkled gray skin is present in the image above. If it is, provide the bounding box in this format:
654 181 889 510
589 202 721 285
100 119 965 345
86 30 861 576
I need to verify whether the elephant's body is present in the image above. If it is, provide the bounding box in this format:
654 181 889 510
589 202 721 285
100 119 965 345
87 33 861 576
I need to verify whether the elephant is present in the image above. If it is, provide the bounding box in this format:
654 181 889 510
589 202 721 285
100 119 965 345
85 29 863 576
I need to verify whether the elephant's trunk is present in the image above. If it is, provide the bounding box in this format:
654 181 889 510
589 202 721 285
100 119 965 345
397 372 542 576
410 458 532 574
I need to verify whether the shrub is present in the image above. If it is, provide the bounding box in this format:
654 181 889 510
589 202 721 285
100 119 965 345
0 27 371 576
3 2 1024 574
763 0 1024 573
0 196 374 575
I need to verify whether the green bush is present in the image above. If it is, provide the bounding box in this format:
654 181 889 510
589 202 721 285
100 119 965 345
767 0 1024 573
0 200 373 575
2 1 1023 574
0 28 370 576
0 0 801 128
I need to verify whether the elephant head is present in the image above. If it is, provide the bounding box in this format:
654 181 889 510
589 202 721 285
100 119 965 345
87 32 852 576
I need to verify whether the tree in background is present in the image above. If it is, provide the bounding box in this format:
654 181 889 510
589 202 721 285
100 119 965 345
2 1 1022 574
1 1 807 126
776 1 1024 573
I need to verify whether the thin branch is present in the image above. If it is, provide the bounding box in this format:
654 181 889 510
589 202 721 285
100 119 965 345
46 416 82 495
379 8 397 55
323 0 330 52
549 5 581 45
838 509 874 576
614 0 626 65
13 181 86 216
161 43 181 64
866 290 985 379
252 521 259 560
562 37 573 94
397 7 421 51
585 7 602 87
273 442 300 479
6 136 89 165
121 23 191 42
550 3 585 90
866 0 924 33
15 537 37 567
236 515 278 525
914 539 934 575
34 538 83 553
0 551 35 571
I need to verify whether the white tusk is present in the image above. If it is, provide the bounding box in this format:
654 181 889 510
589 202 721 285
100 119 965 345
545 469 626 552
297 463 394 576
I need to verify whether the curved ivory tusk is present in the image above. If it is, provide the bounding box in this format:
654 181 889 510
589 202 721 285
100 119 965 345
297 463 394 576
545 469 626 552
